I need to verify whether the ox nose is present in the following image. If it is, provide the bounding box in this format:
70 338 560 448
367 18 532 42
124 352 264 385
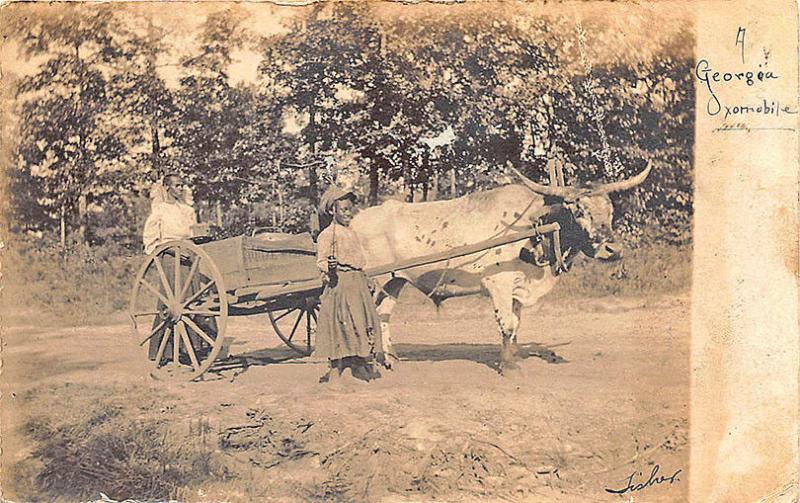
593 241 623 261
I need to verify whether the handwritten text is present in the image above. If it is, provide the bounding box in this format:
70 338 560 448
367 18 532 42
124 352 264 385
695 59 779 116
605 464 683 495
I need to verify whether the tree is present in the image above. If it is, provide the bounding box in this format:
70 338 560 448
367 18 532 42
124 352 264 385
260 3 383 208
169 7 253 227
109 10 179 186
13 6 127 245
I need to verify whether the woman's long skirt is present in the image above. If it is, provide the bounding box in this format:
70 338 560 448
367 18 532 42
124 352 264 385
314 270 383 361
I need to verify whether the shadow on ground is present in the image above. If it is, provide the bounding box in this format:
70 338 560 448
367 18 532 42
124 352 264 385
7 350 104 381
394 341 568 372
210 341 568 377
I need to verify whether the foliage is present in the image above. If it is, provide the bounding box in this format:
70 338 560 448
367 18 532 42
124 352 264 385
10 7 129 243
170 8 254 213
5 3 694 248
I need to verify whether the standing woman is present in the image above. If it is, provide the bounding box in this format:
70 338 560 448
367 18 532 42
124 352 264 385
315 185 385 383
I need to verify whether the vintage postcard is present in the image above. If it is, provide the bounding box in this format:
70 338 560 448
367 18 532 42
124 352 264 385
0 1 796 502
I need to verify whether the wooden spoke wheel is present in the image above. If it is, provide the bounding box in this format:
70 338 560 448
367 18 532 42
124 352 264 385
129 240 228 380
268 297 319 356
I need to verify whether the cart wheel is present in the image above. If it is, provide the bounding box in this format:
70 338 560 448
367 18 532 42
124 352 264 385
129 240 229 380
268 297 318 356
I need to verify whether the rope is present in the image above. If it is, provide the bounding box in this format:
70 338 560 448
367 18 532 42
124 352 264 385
574 15 625 179
330 206 337 259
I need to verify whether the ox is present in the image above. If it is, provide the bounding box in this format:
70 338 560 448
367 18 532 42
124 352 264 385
350 163 652 373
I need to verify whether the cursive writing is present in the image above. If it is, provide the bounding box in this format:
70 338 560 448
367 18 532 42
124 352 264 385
605 464 682 494
695 59 779 116
722 98 797 120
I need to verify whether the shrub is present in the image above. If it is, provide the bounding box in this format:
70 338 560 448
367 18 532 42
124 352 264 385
551 243 691 298
2 235 139 323
15 384 228 502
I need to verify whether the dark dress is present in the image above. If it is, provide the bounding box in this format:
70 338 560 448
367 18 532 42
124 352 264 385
313 223 383 362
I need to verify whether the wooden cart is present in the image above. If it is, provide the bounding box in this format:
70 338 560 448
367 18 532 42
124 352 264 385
129 223 560 380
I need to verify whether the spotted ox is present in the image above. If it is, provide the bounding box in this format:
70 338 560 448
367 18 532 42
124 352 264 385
350 163 652 373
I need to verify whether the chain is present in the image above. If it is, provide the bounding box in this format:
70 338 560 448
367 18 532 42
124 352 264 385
574 19 624 179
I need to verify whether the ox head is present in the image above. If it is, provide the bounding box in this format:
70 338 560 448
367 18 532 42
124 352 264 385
511 162 653 262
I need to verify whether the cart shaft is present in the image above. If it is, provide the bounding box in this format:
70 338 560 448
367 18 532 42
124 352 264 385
236 222 559 302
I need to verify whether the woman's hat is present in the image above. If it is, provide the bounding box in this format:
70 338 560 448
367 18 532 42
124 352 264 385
319 184 355 215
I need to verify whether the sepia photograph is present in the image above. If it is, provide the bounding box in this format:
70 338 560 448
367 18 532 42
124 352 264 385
1 1 699 501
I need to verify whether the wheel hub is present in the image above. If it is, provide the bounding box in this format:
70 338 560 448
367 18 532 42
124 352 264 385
159 303 183 323
169 301 183 322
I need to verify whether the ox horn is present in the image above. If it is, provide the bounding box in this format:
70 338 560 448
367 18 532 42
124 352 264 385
590 161 654 195
508 166 577 198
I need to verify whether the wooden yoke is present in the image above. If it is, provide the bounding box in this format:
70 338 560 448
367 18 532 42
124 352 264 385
544 156 569 274
547 157 567 188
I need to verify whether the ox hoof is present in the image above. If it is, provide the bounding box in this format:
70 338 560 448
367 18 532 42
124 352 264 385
378 352 399 371
499 360 521 376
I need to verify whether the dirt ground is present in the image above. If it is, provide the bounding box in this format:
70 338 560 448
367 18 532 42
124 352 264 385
1 290 689 502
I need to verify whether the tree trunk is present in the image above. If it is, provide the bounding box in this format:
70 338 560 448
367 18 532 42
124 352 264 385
60 204 66 249
450 168 457 198
76 131 88 245
278 187 285 225
307 102 319 207
406 183 415 203
146 19 161 178
369 161 379 206
430 173 438 201
150 116 160 175
77 193 87 245
216 200 223 227
75 42 88 245
419 157 429 202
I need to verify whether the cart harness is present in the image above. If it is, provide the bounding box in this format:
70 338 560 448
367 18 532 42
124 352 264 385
526 204 581 276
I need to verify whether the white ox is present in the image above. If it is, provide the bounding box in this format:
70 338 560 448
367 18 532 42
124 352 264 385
350 163 652 373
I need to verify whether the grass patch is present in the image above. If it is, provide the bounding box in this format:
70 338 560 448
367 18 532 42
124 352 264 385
2 237 690 327
12 384 229 502
2 238 139 324
551 243 691 298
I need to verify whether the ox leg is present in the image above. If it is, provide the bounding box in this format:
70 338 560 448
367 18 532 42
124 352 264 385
482 274 523 374
374 277 406 368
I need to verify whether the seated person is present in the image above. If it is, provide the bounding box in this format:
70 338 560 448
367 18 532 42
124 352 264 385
143 173 198 254
142 174 211 364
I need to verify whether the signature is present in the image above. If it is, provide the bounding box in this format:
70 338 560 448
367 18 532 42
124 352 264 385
605 464 682 494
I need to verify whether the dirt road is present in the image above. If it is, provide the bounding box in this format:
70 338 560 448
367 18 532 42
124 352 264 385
2 291 689 502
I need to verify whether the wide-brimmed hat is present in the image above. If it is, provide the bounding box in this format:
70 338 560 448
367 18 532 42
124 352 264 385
319 184 355 215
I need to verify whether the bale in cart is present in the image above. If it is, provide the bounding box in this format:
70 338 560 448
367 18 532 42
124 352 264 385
315 185 387 384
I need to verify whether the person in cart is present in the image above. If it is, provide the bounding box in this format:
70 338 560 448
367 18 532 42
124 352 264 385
143 173 198 255
315 184 386 383
142 173 206 364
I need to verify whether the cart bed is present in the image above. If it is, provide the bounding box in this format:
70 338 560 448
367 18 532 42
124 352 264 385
198 233 319 292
